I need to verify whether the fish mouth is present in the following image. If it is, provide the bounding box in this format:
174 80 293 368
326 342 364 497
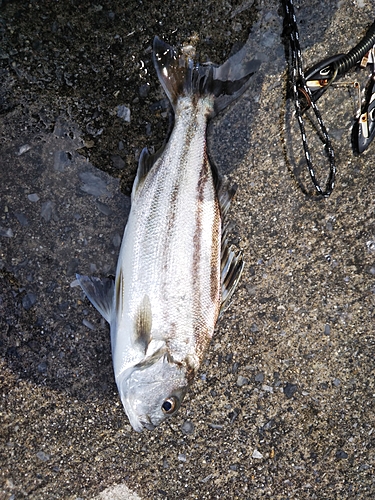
140 420 156 431
139 414 157 431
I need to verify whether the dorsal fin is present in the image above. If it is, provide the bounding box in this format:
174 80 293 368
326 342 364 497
211 167 244 315
134 294 153 353
219 230 244 316
76 274 114 323
216 174 237 220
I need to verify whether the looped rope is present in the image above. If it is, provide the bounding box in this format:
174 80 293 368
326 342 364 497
283 0 336 197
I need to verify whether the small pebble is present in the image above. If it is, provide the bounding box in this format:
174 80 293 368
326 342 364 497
111 154 125 170
41 201 54 222
181 420 194 435
36 451 49 462
236 375 249 387
117 105 131 122
252 449 263 459
22 292 37 310
208 423 223 430
324 324 331 335
255 372 264 383
263 420 274 430
37 361 47 373
284 382 298 399
0 226 14 238
336 450 348 459
139 83 150 98
177 453 186 462
201 474 212 483
163 458 169 469
28 193 40 202
261 384 273 393
17 144 31 155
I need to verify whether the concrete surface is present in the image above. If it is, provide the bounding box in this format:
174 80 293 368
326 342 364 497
1 0 374 498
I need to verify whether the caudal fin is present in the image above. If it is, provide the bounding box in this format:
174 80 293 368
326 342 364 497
153 36 260 115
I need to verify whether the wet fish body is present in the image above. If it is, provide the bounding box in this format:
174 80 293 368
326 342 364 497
77 37 259 432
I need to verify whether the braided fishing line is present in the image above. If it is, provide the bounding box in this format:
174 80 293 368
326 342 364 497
283 0 336 197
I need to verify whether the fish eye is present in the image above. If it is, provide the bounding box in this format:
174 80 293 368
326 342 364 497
161 396 178 414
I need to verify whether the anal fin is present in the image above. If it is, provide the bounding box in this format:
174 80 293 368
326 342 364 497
132 146 166 200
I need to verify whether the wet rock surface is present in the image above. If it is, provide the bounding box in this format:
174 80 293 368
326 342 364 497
1 0 375 498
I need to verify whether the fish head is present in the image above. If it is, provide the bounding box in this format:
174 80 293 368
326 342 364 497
118 350 189 432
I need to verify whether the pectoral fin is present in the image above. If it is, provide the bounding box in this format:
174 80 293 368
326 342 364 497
134 294 153 353
76 274 114 323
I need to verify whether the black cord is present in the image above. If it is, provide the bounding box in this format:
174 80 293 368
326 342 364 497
283 0 336 197
333 20 375 77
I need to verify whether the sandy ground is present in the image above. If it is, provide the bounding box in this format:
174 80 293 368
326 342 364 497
1 0 375 498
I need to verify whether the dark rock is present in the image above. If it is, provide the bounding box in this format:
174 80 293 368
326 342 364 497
22 292 37 310
37 361 47 373
284 382 298 399
111 154 125 170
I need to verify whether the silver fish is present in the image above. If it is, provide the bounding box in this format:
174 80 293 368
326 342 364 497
77 37 259 432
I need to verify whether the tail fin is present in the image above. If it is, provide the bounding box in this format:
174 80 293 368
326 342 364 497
153 36 260 115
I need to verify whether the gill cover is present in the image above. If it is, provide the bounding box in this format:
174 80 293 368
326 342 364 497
118 351 189 432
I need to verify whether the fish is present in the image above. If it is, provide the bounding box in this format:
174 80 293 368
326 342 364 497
77 36 259 432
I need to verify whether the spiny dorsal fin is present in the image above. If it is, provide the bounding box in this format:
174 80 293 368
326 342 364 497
219 228 244 316
134 294 153 353
216 174 237 220
76 274 114 323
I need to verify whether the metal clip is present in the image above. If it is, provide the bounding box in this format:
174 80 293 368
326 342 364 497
304 53 345 102
355 79 375 153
